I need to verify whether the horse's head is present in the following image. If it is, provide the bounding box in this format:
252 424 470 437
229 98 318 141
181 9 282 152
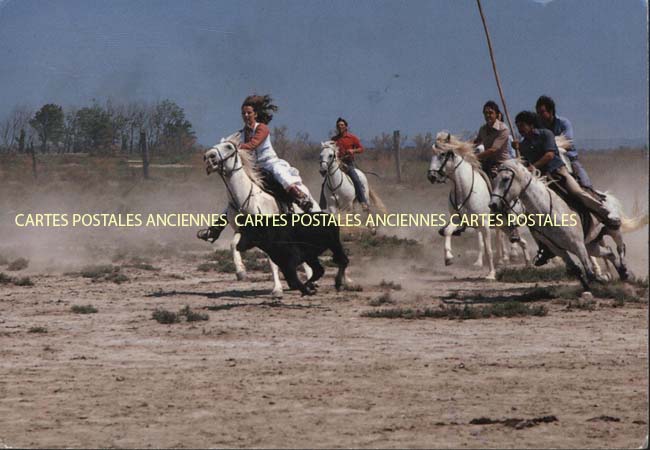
204 139 241 176
489 160 529 213
319 141 338 177
427 131 458 184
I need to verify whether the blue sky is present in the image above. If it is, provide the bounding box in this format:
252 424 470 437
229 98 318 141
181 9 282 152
0 0 647 146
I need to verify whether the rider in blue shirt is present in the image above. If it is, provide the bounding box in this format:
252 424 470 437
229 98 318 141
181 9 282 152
536 95 593 189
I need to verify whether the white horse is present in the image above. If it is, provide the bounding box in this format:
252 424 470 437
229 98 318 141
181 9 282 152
204 132 321 298
318 141 386 214
427 132 531 279
489 159 642 289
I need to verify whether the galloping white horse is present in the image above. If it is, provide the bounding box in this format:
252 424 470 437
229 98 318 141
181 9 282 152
204 132 321 298
489 159 643 288
318 141 386 214
427 132 530 279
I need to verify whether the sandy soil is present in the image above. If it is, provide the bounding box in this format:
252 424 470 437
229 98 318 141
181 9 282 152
0 150 648 448
0 249 647 449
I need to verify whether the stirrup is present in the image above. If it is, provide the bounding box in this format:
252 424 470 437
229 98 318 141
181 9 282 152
299 198 313 212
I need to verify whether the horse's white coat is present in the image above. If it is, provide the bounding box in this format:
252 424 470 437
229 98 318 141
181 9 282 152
205 132 320 298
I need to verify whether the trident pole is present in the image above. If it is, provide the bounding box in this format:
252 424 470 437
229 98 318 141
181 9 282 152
476 0 519 156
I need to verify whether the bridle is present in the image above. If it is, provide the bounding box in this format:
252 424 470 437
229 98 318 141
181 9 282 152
205 140 243 177
429 147 476 212
490 166 533 213
205 140 255 212
320 147 347 208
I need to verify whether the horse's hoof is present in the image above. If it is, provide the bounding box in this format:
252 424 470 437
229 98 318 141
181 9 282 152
485 273 496 281
473 260 483 268
445 258 453 266
581 291 594 301
236 271 247 281
271 289 283 299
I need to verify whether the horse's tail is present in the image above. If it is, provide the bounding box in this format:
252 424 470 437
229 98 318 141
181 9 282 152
621 213 649 233
368 188 387 214
605 193 649 233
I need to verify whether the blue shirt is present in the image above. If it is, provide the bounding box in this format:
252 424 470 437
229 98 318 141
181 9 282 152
545 115 577 158
519 129 565 175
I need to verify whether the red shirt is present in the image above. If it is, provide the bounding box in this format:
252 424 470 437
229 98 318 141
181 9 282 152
332 132 363 161
240 123 270 151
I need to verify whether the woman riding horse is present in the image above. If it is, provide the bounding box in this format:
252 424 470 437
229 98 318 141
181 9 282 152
198 95 314 242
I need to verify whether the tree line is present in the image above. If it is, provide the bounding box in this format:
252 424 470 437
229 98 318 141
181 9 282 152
0 99 196 155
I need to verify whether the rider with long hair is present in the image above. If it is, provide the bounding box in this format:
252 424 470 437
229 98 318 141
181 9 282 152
239 95 313 211
197 95 313 243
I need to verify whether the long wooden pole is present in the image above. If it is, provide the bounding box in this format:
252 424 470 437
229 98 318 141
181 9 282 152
476 0 519 156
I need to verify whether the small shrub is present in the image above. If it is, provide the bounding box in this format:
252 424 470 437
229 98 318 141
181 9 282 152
152 308 180 324
197 260 236 273
13 276 34 286
379 280 402 291
28 326 47 333
0 272 13 284
362 302 547 320
105 272 129 284
496 266 570 283
71 304 98 314
80 265 116 279
179 305 209 322
369 292 395 306
7 257 29 271
124 262 160 271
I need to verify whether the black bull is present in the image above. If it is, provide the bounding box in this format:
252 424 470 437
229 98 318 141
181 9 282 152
235 214 349 295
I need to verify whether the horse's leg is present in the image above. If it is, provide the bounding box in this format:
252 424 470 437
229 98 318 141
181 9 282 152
562 251 591 291
268 258 284 299
494 230 507 266
330 237 350 290
480 226 496 280
609 231 632 280
281 259 313 296
305 257 325 292
589 255 610 282
302 263 313 282
573 242 597 285
440 223 459 266
516 233 531 266
231 233 247 281
474 231 485 267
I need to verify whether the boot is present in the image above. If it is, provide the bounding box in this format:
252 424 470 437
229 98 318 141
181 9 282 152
288 185 313 212
197 224 226 243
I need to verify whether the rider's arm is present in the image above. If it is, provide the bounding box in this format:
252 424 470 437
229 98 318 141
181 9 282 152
477 128 508 160
351 135 364 155
239 123 270 150
533 151 556 170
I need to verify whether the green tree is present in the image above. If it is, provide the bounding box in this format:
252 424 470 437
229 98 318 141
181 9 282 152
76 104 114 154
29 103 64 152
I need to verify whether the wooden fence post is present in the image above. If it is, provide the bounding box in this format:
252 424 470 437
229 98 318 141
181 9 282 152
393 130 402 183
30 142 37 180
140 131 149 179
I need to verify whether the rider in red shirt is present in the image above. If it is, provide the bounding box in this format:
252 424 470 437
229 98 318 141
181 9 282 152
330 117 369 211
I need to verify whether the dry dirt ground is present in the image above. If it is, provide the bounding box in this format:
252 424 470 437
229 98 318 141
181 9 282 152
0 237 647 449
0 151 648 448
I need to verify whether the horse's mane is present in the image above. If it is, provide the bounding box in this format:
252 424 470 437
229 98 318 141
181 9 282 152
220 131 265 188
434 131 481 171
555 134 572 150
501 158 550 186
